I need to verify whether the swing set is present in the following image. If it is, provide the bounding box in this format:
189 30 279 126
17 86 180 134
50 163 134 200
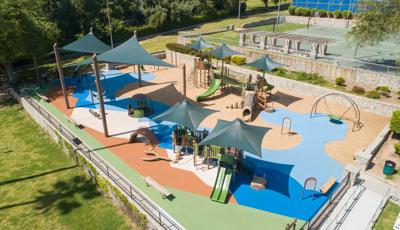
310 93 363 132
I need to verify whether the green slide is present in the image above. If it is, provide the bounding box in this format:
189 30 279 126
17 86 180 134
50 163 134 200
196 79 222 101
210 155 234 203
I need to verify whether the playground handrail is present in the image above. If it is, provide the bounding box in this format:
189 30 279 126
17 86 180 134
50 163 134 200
19 89 184 230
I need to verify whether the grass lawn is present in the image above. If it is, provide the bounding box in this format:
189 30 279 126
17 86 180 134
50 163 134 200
0 100 132 230
374 201 400 230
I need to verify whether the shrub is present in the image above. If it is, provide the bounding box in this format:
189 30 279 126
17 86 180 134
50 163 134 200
342 10 353 19
328 11 334 18
335 77 346 86
310 8 318 17
231 56 246 65
334 10 342 19
394 143 400 155
224 56 231 64
288 6 296 15
376 86 391 96
352 86 365 94
295 7 303 16
319 9 327 17
166 43 193 54
390 111 400 134
365 90 380 99
302 8 311 17
397 90 400 95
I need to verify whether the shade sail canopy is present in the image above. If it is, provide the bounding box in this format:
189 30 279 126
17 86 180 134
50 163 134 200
206 43 243 59
153 99 216 131
199 118 270 158
188 37 215 51
245 55 284 72
61 32 111 54
97 35 174 67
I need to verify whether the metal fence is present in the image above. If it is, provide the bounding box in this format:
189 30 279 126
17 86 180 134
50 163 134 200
20 91 184 230
300 173 351 230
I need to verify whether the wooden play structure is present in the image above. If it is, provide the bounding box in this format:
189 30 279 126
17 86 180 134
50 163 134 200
310 93 363 131
142 150 171 162
128 94 153 118
129 127 159 149
190 59 213 88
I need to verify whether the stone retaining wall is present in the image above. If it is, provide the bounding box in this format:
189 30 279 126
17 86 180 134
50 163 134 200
283 15 354 29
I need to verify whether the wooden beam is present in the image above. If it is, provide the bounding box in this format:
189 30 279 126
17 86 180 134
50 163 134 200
53 43 70 109
182 64 186 98
138 64 142 87
92 54 109 137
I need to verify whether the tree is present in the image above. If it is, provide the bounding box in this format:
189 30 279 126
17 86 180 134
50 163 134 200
261 0 269 8
0 0 59 83
348 0 400 46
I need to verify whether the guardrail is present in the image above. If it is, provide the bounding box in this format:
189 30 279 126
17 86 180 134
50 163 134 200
20 91 184 230
300 173 351 230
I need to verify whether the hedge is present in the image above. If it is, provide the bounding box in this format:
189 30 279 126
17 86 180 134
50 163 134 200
288 6 353 19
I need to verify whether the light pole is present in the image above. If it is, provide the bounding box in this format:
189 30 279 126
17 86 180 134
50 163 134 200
237 0 241 27
106 1 114 48
274 0 281 33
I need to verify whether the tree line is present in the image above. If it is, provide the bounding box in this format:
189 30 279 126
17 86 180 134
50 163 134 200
0 0 243 83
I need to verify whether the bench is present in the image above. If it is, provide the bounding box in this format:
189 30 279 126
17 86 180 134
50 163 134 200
144 176 172 199
320 177 336 194
36 92 50 102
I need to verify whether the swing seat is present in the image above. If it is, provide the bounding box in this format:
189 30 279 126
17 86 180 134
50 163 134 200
328 114 341 121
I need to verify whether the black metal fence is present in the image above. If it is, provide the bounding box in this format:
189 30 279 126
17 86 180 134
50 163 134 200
300 173 351 230
22 92 183 230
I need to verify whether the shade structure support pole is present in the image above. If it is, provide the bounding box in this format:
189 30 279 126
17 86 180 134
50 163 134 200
137 64 142 87
92 54 109 137
53 43 70 109
183 64 187 98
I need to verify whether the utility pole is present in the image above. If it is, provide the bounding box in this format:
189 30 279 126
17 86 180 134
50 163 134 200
237 0 241 27
106 1 114 48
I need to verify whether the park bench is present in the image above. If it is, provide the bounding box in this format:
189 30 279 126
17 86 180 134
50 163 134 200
144 176 172 199
320 177 336 194
67 116 83 129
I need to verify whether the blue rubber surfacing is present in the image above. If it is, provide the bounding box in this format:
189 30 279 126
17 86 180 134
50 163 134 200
57 71 347 221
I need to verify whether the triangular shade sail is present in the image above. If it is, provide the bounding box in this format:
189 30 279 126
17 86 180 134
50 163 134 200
206 43 243 59
98 35 174 67
245 55 284 72
153 99 216 131
188 37 215 51
199 118 269 158
61 32 111 54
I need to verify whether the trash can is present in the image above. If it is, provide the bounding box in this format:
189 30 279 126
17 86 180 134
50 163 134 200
383 160 396 175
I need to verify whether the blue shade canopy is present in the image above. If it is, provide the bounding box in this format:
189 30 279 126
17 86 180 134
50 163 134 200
153 99 217 131
206 43 243 59
199 118 270 158
187 37 215 51
245 55 284 72
61 32 111 54
97 35 175 67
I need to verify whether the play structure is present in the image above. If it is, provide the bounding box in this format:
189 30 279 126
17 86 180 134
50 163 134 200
190 59 213 88
281 117 292 135
196 79 222 101
142 150 171 162
301 177 317 200
128 94 153 118
242 91 255 122
210 154 235 203
310 93 363 131
129 127 159 149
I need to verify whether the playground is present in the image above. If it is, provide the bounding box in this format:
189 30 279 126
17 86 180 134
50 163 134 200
31 35 390 229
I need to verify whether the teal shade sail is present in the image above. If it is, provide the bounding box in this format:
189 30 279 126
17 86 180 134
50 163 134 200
97 35 174 67
61 32 111 54
245 55 284 72
199 118 270 158
206 43 243 59
153 99 216 131
188 37 215 51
